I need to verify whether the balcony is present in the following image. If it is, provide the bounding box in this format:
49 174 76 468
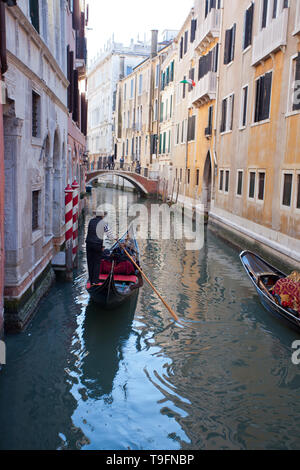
252 8 288 66
189 71 217 108
293 2 300 35
195 8 221 53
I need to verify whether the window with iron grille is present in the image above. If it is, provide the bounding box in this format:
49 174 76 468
32 190 40 231
237 171 243 196
32 90 41 138
282 173 293 207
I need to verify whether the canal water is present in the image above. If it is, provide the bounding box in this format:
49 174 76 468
0 187 299 450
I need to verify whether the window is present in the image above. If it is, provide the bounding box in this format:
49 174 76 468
219 169 224 191
225 170 230 193
154 99 158 121
220 94 234 133
249 171 256 198
188 68 195 92
187 169 191 184
32 91 41 138
190 18 197 42
187 115 196 141
180 168 183 182
282 173 293 207
206 105 213 136
130 78 134 98
240 85 248 127
196 169 200 186
224 24 236 65
258 172 266 200
30 0 39 33
237 171 243 196
32 190 40 231
297 175 300 209
184 30 188 54
198 44 219 80
182 76 186 99
243 3 254 50
180 37 184 60
254 72 272 122
138 75 143 95
261 0 268 29
155 64 160 87
291 53 300 112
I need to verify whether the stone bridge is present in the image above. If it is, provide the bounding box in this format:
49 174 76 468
86 170 159 197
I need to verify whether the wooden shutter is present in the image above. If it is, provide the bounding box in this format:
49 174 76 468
262 0 268 28
224 29 231 64
230 24 236 63
0 2 7 75
293 53 300 111
221 99 227 132
262 72 272 120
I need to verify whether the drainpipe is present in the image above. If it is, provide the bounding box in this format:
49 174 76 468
212 6 224 203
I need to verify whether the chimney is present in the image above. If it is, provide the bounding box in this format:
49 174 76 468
151 30 158 58
119 56 125 80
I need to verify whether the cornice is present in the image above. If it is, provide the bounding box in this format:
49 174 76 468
7 51 69 115
7 5 69 87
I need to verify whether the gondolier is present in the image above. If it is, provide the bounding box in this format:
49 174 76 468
86 209 114 285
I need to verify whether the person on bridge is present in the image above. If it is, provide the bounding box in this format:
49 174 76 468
86 209 114 285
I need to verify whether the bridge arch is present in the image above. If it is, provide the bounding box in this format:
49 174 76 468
86 170 157 197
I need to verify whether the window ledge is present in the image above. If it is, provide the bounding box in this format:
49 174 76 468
285 110 300 118
220 130 233 136
242 45 252 55
251 119 270 128
32 229 42 244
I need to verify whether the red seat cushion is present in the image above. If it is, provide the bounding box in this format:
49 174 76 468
99 274 138 283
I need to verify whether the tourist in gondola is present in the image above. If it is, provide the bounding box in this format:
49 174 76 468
86 209 114 285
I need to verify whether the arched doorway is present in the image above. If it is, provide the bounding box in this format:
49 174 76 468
52 130 61 237
202 151 212 218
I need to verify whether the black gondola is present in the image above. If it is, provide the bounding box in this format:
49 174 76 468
86 226 143 309
240 250 300 332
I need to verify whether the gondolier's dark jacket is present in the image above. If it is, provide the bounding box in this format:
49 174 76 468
86 217 103 247
86 216 114 247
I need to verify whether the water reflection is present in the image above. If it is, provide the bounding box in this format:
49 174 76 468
0 187 299 450
81 295 138 400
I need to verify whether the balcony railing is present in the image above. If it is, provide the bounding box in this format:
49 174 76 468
189 71 217 107
195 8 221 53
252 8 288 66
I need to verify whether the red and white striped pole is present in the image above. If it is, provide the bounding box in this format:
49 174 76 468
72 180 80 266
65 184 74 280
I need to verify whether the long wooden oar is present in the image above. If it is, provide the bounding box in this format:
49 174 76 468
119 243 180 323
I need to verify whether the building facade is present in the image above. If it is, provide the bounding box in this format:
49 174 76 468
213 0 300 265
87 39 152 171
66 0 88 203
2 0 69 331
112 0 300 265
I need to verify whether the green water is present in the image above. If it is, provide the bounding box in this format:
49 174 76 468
0 188 299 450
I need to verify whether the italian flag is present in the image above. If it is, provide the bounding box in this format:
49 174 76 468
180 79 196 87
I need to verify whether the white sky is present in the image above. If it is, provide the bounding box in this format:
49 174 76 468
86 0 194 62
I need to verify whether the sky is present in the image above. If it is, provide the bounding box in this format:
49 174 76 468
86 0 194 62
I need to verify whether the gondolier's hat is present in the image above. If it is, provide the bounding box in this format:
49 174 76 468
96 209 108 217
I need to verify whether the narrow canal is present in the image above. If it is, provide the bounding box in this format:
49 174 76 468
0 187 299 450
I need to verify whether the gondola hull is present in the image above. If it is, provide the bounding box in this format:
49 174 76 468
87 272 143 309
240 251 300 333
86 224 143 309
